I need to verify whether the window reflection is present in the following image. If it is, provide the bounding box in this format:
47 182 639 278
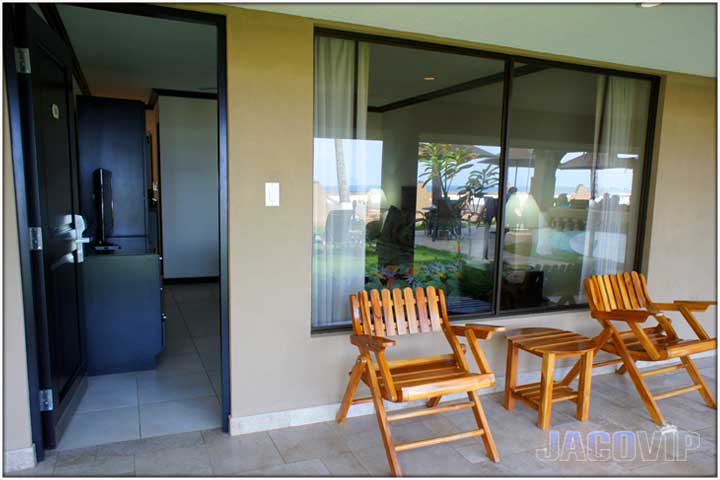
312 36 505 328
500 68 651 310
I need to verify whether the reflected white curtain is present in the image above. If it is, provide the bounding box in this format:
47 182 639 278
581 76 650 280
312 37 370 327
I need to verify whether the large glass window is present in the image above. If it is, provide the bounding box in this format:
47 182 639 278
312 33 655 330
500 66 651 311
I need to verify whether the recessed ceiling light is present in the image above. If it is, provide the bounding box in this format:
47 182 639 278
639 3 661 7
423 76 436 81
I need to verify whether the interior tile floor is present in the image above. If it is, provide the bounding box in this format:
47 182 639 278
53 282 222 451
12 354 716 476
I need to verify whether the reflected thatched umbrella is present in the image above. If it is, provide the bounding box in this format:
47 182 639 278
467 146 534 167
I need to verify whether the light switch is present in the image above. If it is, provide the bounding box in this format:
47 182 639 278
265 182 280 207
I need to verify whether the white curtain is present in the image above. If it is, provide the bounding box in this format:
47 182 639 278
581 76 650 280
312 37 370 327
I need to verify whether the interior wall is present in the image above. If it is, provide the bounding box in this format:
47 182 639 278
3 79 34 453
159 95 219 278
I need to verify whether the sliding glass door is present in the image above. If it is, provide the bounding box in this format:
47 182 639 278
311 31 657 330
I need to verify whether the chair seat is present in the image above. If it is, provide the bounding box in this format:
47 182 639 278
392 368 495 402
365 355 495 402
603 330 717 360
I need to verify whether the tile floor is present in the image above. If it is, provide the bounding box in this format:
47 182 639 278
13 355 716 476
54 283 222 451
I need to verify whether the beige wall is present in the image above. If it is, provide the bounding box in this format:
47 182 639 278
3 79 34 453
645 73 717 338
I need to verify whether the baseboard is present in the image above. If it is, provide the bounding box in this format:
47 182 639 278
3 445 36 473
230 351 716 436
230 351 717 435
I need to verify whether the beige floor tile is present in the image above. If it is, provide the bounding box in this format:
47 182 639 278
205 430 285 475
53 455 134 477
134 445 212 476
244 458 330 476
269 421 352 463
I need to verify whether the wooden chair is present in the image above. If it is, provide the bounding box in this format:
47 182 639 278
336 286 504 476
582 272 717 426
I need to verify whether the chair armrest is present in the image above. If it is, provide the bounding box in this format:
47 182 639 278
592 310 654 323
450 324 504 375
451 324 506 340
350 334 396 352
651 301 717 312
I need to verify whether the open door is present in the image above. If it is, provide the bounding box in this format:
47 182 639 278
10 4 88 449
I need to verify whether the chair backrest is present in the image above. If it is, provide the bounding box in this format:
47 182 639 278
584 271 653 313
349 286 448 336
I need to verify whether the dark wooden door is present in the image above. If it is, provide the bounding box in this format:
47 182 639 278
13 4 87 449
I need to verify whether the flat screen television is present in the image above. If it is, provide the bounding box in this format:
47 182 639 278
92 168 120 252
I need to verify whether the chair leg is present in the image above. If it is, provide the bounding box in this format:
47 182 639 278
468 390 499 462
576 351 594 421
538 353 556 431
504 340 518 410
682 356 717 409
336 357 366 424
615 364 628 375
426 396 441 408
612 334 666 425
366 359 401 476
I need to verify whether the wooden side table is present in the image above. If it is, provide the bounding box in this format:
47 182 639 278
504 327 597 430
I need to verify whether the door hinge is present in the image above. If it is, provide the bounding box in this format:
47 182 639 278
39 389 54 412
29 227 42 251
14 48 31 74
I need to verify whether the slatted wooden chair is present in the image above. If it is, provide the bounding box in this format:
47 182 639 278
583 272 717 426
336 286 504 476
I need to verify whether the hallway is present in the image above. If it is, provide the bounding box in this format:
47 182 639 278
55 283 222 451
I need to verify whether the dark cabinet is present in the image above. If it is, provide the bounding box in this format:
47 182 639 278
83 254 163 375
77 96 149 253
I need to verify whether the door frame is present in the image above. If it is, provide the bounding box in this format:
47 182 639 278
3 4 231 459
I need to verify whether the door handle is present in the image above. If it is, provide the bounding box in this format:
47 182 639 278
72 215 91 263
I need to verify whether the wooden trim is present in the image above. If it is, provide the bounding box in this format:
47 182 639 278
38 4 91 96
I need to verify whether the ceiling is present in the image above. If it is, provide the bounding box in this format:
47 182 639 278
57 5 217 101
242 3 716 77
366 42 504 106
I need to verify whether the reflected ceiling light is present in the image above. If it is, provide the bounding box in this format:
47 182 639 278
639 3 661 7
423 76 436 81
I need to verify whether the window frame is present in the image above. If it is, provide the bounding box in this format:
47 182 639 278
311 27 661 333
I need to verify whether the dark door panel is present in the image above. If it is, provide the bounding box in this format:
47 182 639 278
13 4 86 449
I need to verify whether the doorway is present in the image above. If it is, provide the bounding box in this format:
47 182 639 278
4 3 229 459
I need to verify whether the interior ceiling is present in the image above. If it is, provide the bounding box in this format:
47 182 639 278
57 5 217 101
243 3 716 77
367 43 504 106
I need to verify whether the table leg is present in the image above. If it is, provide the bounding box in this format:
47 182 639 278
538 353 556 431
504 340 518 410
576 351 594 421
